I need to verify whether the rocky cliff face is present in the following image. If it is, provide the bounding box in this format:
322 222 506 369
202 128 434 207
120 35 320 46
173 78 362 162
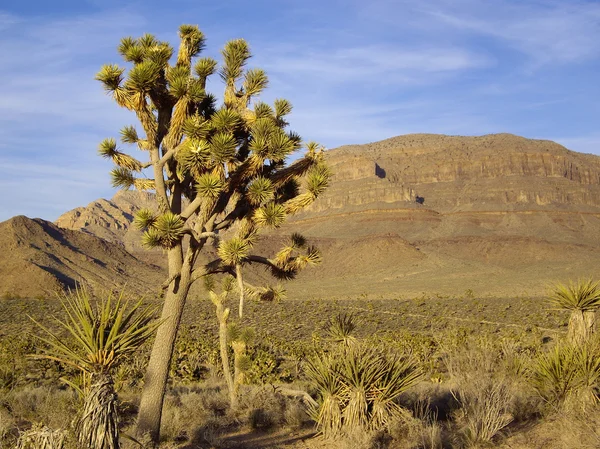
51 133 600 298
306 133 600 215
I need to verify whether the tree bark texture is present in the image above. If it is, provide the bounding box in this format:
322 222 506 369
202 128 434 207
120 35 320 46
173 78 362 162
136 245 192 444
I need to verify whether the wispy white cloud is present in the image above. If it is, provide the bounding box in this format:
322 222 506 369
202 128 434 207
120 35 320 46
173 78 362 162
413 0 600 66
260 45 492 86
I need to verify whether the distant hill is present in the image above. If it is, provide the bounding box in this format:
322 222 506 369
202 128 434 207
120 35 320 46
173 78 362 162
0 215 163 298
48 133 600 299
277 133 600 298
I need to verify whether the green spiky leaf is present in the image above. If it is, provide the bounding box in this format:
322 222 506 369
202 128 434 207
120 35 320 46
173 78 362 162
549 279 600 312
133 208 156 230
209 132 237 163
98 138 118 159
220 38 251 83
290 233 307 249
127 60 162 92
194 57 218 79
243 68 268 98
306 163 331 197
110 167 134 189
274 98 293 119
254 102 274 120
254 202 286 228
211 108 242 132
154 212 185 246
246 177 274 206
218 238 249 265
96 65 125 92
196 172 224 198
141 228 162 249
147 43 173 66
120 126 139 144
183 115 211 140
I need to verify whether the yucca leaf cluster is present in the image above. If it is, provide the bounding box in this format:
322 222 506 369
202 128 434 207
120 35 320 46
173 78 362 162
549 279 600 311
305 345 422 437
33 287 159 375
531 341 600 407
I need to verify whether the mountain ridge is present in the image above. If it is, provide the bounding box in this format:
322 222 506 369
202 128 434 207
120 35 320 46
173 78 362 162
4 132 600 299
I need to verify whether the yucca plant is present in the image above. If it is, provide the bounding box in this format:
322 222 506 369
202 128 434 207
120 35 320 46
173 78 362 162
305 345 422 438
549 279 600 344
32 287 160 449
530 341 600 408
325 313 357 347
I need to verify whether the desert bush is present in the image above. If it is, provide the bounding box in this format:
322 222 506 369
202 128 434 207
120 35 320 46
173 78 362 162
0 405 16 448
387 396 444 449
305 344 422 438
446 345 516 447
531 340 600 409
5 386 78 431
239 386 288 430
454 379 513 447
159 386 230 442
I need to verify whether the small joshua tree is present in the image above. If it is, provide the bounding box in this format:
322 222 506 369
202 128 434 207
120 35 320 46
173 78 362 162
549 279 600 345
33 287 159 449
96 25 330 443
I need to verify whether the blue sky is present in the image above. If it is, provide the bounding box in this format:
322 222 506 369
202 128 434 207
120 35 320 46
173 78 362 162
1 0 600 221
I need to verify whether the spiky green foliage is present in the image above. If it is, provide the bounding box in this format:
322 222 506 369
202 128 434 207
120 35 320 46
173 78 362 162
218 238 249 265
549 279 600 311
305 345 422 437
325 313 357 347
32 287 159 375
531 341 600 407
133 208 156 230
154 212 185 247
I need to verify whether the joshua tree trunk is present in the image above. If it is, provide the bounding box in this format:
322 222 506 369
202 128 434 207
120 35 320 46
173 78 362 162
568 309 597 345
77 372 119 449
136 245 193 443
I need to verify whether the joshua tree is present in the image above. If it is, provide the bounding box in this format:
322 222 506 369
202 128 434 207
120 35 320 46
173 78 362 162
96 25 330 443
33 287 159 449
549 279 600 345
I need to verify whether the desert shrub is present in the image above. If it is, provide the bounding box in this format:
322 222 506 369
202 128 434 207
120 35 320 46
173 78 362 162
530 340 600 409
305 344 422 438
5 386 78 431
0 405 16 448
387 396 444 449
446 345 516 447
169 331 215 383
159 387 230 443
454 379 514 447
239 386 288 430
246 345 292 385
